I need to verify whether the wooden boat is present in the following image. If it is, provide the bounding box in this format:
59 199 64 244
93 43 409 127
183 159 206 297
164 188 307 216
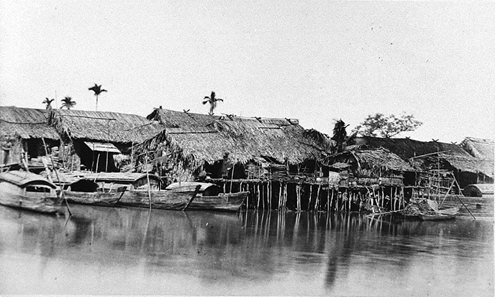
0 170 63 214
63 189 125 206
119 190 248 212
419 206 459 221
419 213 456 221
62 173 247 212
60 179 125 207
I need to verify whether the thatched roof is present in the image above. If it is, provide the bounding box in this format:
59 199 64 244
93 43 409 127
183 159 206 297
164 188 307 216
50 109 164 144
0 106 59 140
352 148 416 172
357 136 493 177
143 108 329 164
356 136 471 159
441 155 493 178
461 137 494 160
326 148 415 173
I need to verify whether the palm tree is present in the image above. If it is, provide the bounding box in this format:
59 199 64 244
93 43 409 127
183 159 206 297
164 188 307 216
88 83 107 111
202 91 223 115
60 96 76 110
42 97 55 110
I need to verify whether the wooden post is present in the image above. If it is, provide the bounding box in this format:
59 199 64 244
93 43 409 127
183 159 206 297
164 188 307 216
278 182 283 209
145 155 152 210
327 183 330 213
296 184 301 212
260 181 265 209
105 150 109 172
315 184 321 211
257 183 261 209
329 188 335 212
308 184 313 211
183 185 201 211
348 190 352 212
229 163 235 193
380 187 385 208
283 183 288 210
95 153 101 173
42 137 72 216
267 181 271 210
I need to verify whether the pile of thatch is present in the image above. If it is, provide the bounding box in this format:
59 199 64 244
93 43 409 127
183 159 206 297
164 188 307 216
142 108 329 165
50 109 164 144
0 106 59 140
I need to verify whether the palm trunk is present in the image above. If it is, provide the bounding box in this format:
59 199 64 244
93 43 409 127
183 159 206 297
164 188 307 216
95 95 98 111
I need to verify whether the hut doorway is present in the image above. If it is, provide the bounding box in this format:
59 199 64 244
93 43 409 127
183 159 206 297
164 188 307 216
74 141 120 172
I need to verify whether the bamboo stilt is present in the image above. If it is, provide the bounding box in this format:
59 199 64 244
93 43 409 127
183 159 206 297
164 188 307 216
283 183 288 210
268 180 272 210
261 183 265 210
309 185 313 211
315 184 321 211
348 191 352 212
296 184 301 212
256 183 261 209
327 186 331 213
329 189 335 212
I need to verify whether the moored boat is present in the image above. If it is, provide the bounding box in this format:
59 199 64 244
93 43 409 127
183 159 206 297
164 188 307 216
402 199 459 221
66 174 248 212
0 170 63 214
119 189 248 212
419 213 456 221
43 171 125 207
60 179 125 207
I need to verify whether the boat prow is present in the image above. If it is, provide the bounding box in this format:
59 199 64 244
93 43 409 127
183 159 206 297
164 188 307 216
0 170 63 214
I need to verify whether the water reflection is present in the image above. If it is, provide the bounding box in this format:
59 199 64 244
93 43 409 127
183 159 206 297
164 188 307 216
0 205 492 296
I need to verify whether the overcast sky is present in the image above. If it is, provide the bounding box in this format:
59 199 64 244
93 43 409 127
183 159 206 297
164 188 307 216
1 1 494 142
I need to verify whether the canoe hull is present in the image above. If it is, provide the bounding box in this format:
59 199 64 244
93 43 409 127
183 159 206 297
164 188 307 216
119 190 248 212
188 192 248 212
64 191 122 207
419 214 456 221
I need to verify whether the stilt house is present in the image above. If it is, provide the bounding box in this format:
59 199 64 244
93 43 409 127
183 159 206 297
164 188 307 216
134 108 331 184
356 136 493 187
48 109 163 172
325 147 416 187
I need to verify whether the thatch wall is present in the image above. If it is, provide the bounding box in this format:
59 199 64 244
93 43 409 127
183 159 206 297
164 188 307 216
143 109 328 165
49 109 164 144
0 106 59 140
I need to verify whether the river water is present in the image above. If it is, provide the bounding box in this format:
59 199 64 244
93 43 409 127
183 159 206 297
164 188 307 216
0 203 492 296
